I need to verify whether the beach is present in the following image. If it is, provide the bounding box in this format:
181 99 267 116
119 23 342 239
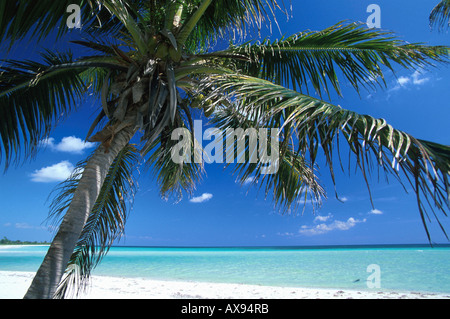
2 245 450 299
1 271 449 299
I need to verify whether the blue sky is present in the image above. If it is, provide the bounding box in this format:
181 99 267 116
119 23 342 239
1 0 449 246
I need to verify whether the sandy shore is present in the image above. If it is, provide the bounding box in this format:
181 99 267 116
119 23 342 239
1 271 449 299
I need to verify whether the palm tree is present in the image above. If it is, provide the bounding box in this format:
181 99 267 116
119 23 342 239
1 0 449 299
430 0 450 30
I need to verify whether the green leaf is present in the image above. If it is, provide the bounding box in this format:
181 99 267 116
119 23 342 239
204 74 450 240
102 0 149 54
212 22 449 98
0 1 103 45
51 144 139 299
212 105 326 213
144 109 204 201
180 0 285 52
0 51 87 170
430 0 450 31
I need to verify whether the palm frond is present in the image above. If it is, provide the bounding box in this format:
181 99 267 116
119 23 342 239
180 0 286 53
0 51 90 170
101 0 149 54
0 0 157 46
0 49 130 170
51 144 139 299
144 109 205 202
216 110 326 213
203 74 450 241
430 0 450 31
207 22 449 98
0 0 101 45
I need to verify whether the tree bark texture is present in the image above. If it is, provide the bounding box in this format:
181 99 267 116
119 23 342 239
24 125 136 299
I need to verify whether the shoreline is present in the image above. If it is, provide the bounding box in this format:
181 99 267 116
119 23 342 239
2 244 450 250
0 245 50 249
1 271 449 299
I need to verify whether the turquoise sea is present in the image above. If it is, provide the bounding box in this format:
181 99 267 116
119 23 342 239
1 245 449 294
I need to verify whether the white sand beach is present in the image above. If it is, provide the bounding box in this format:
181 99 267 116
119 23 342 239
1 271 449 299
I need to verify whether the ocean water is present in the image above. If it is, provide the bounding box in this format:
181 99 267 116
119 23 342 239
1 245 449 293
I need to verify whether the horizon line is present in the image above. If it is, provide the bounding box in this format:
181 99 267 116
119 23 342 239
109 243 450 249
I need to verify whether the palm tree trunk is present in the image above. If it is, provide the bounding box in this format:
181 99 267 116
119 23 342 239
24 125 137 299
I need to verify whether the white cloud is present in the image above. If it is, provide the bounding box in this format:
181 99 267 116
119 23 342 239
299 217 366 236
30 161 75 183
411 70 430 85
14 223 47 230
39 137 55 148
389 70 430 93
369 208 383 215
397 76 410 86
277 232 294 237
3 222 48 231
40 136 95 154
298 198 313 205
14 223 35 229
314 214 333 223
189 193 213 203
239 177 256 186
